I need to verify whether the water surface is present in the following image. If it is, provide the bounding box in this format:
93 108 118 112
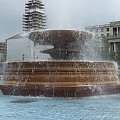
0 95 120 120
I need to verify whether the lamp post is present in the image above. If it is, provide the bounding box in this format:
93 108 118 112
22 54 25 61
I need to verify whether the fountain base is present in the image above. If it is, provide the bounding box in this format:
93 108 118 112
0 61 120 97
0 84 120 97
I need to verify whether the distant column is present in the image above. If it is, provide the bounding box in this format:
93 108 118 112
113 42 117 52
117 27 119 37
22 54 25 61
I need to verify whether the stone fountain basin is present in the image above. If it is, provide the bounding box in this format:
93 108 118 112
29 29 92 45
0 61 120 97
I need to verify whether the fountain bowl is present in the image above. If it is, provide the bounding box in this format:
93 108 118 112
29 30 92 60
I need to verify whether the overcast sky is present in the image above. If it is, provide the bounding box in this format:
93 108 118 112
0 0 120 41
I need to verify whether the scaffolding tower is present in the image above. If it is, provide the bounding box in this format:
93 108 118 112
23 0 46 31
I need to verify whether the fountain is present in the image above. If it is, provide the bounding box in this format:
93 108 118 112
0 29 120 97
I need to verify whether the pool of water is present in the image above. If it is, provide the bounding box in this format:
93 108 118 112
0 95 120 120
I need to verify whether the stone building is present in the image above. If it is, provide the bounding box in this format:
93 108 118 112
85 21 120 52
0 42 7 76
0 42 7 62
6 34 52 62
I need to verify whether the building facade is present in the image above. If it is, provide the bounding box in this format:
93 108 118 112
6 36 52 62
0 42 7 62
85 21 120 52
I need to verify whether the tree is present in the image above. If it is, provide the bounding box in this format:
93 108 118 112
101 36 110 60
101 36 120 63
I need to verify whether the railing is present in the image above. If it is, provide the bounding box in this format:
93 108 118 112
107 35 120 39
85 24 110 29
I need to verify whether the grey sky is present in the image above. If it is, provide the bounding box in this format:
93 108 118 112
0 0 120 41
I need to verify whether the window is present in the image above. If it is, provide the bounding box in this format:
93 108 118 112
95 29 98 32
113 27 117 37
101 28 104 32
107 33 109 37
96 34 98 37
106 28 109 31
101 34 104 37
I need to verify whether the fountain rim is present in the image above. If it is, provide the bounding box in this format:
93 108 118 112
6 29 93 41
4 60 117 64
28 29 93 36
29 29 90 33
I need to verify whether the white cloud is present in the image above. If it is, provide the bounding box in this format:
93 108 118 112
0 0 120 41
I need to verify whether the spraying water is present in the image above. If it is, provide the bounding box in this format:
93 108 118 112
81 36 104 61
